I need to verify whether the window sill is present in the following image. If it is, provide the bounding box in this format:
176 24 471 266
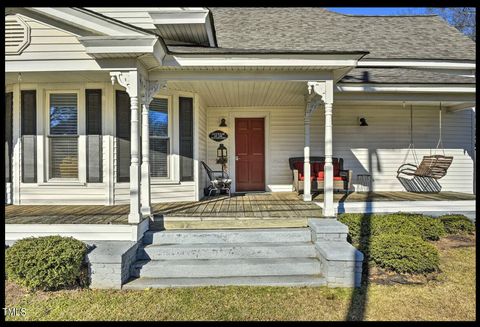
39 180 86 187
151 180 181 186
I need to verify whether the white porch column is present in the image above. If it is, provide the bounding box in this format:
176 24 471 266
322 80 335 217
307 81 335 217
139 78 165 217
110 71 142 224
304 83 324 202
303 114 312 201
323 101 335 217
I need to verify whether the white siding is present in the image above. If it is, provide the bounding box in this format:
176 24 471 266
207 105 475 194
19 184 106 204
5 14 92 62
114 182 196 204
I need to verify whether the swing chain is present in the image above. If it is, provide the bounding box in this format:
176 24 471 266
434 102 445 156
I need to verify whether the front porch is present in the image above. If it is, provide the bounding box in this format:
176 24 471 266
6 191 475 231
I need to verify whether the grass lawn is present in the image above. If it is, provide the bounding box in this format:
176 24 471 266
5 236 475 321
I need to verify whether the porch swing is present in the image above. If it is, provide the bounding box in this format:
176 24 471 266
396 102 453 193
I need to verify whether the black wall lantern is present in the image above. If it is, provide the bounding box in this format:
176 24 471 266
216 143 228 165
359 117 368 126
216 143 228 177
219 118 227 127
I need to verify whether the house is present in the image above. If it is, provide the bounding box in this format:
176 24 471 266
4 7 476 288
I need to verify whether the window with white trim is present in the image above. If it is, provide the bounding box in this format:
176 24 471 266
48 93 79 179
149 98 170 178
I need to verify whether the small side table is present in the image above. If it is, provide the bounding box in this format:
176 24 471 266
356 174 372 192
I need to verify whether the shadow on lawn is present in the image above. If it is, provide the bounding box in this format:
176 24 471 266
345 147 380 320
345 210 372 321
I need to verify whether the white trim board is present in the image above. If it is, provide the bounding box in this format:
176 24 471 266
357 59 475 70
5 219 149 242
315 200 476 215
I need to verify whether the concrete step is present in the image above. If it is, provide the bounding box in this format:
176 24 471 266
143 228 312 245
123 275 326 289
151 217 308 230
139 242 316 260
132 257 321 278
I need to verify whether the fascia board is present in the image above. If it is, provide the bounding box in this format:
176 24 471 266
336 84 476 93
149 11 208 25
29 7 145 36
169 53 365 67
358 59 475 70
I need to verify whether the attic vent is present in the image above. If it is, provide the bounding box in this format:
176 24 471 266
5 15 31 55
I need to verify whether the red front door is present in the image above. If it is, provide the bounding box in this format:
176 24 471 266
235 118 265 191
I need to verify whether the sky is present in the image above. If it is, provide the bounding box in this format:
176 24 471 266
327 7 427 15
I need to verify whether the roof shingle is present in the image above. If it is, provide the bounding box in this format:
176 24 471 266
208 8 476 60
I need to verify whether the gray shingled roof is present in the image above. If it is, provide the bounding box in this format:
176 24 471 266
207 8 475 60
340 68 476 84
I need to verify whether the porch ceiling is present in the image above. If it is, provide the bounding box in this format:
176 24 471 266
166 80 474 108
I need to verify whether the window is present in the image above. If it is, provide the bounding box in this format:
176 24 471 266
149 98 170 178
49 93 78 179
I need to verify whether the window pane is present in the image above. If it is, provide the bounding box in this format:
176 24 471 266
150 138 169 178
50 93 77 135
149 98 169 178
50 137 78 178
149 98 168 137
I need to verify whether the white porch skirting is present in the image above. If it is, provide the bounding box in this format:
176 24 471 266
315 200 476 220
5 218 150 242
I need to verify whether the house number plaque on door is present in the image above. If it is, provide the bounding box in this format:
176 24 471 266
209 130 228 142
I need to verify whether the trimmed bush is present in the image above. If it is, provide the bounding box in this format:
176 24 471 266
439 215 475 235
370 234 440 274
6 236 88 291
337 213 365 245
338 213 446 244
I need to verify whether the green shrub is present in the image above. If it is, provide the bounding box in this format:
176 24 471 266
6 236 88 291
370 234 440 274
338 213 366 245
370 213 444 240
338 213 445 245
439 215 475 235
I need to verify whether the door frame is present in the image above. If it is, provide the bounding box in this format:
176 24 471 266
228 111 270 193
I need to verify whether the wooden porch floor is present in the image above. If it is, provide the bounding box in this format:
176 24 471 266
312 191 476 203
4 191 475 225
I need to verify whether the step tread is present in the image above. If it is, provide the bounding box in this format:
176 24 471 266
123 275 326 289
143 241 314 250
134 257 319 266
146 228 311 234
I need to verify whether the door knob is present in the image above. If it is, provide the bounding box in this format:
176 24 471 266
235 156 239 161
